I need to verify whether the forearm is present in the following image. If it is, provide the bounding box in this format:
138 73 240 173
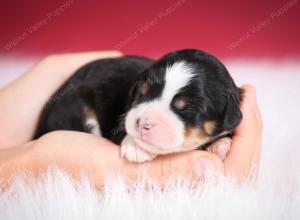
0 135 104 190
0 57 76 148
0 131 138 191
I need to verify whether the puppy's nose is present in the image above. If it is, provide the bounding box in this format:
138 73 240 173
142 122 152 131
135 118 153 134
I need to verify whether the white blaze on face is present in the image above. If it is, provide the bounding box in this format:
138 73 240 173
124 61 195 154
160 61 194 106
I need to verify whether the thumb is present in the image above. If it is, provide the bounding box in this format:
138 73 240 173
224 85 262 180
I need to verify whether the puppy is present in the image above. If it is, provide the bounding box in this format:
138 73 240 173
34 49 242 162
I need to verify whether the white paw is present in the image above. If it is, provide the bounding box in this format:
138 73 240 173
121 135 156 163
207 137 231 160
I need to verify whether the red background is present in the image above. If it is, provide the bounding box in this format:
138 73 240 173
1 0 299 59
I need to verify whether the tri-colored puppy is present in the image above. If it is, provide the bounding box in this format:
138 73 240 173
34 49 243 162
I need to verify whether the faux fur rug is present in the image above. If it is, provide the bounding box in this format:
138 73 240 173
0 58 300 220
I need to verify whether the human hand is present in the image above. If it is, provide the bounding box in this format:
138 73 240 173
223 85 262 181
205 85 262 182
20 86 262 187
0 51 222 188
0 51 262 188
12 130 222 188
116 84 262 183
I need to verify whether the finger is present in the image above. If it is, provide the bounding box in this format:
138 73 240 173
207 137 231 161
34 132 224 187
125 150 225 184
224 85 262 180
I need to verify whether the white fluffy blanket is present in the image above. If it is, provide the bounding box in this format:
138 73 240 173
0 59 300 220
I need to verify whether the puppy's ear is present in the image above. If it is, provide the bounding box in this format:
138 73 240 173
126 75 145 108
127 82 139 107
128 81 138 100
221 88 243 131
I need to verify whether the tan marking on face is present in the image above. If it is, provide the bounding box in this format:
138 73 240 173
141 82 150 95
183 127 208 149
174 96 188 110
203 121 216 135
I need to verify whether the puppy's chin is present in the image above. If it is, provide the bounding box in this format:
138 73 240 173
124 102 186 153
132 136 184 155
131 127 231 155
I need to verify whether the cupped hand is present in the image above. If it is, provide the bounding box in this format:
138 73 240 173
207 85 262 181
0 51 262 188
27 84 262 187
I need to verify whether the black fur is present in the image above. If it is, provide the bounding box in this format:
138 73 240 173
34 56 153 142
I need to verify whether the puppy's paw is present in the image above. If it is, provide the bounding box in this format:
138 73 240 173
207 137 231 160
121 136 156 163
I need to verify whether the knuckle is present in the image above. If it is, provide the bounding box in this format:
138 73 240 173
188 150 205 160
201 152 224 173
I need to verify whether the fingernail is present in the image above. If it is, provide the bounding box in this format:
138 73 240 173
195 156 216 178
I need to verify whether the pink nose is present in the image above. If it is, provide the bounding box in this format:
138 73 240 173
136 118 153 134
